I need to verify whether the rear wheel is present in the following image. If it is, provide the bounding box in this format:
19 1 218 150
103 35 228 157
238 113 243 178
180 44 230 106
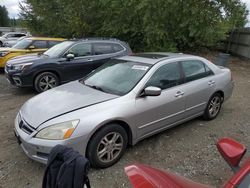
203 93 222 120
87 124 128 168
34 72 59 93
0 41 3 47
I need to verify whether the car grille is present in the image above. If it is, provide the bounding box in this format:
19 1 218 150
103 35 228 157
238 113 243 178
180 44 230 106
18 115 35 135
5 64 12 70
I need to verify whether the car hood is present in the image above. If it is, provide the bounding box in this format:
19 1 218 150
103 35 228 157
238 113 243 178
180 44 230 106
7 53 43 65
20 81 118 128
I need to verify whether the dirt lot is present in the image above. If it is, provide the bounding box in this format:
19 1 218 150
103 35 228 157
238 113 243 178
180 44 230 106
0 53 250 188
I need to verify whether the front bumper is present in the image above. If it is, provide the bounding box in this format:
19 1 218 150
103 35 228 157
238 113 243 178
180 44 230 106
5 68 33 87
14 115 87 164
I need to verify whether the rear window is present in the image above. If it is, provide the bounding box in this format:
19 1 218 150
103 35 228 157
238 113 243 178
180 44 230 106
113 43 124 52
93 43 113 55
48 41 61 48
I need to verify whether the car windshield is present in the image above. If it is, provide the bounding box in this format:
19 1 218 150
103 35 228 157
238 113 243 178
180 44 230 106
43 41 74 57
82 60 151 95
12 39 33 49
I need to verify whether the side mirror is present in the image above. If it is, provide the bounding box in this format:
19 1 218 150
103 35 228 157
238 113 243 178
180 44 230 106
142 86 161 97
217 138 246 173
66 53 75 61
28 45 35 50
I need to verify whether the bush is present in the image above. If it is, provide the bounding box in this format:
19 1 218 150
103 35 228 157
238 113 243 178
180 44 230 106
20 0 248 52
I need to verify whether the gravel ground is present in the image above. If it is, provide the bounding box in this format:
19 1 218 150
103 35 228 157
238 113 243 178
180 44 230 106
0 53 250 188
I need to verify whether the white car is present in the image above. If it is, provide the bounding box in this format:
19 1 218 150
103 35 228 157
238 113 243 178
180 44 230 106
0 32 27 47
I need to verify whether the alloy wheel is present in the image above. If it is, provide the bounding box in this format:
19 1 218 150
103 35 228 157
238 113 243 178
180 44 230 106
97 132 124 163
39 75 57 91
208 96 221 118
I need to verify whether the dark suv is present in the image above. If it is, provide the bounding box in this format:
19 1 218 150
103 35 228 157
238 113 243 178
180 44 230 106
5 38 132 92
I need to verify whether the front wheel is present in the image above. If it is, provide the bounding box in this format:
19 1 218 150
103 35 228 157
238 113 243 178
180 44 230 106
87 124 128 168
34 72 59 93
203 93 222 120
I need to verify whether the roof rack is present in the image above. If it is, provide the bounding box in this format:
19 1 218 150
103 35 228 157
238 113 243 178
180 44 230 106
69 37 120 41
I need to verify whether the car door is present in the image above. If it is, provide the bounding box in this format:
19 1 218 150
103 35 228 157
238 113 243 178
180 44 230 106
59 42 95 81
135 62 186 138
180 60 215 118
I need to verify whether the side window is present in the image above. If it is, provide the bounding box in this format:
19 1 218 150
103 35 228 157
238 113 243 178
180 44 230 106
67 43 92 57
15 34 26 37
93 43 113 55
32 40 47 48
145 62 181 90
113 43 124 52
182 60 208 82
7 34 15 38
204 63 214 76
48 41 61 48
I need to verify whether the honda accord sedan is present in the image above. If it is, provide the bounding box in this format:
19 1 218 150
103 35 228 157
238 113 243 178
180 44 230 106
14 53 234 168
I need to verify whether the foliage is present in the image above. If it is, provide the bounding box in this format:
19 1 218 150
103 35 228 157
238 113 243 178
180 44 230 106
0 5 10 27
20 0 248 51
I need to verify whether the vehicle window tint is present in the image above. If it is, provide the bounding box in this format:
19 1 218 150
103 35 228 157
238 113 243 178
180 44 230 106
236 172 250 188
204 63 214 76
93 43 113 55
15 34 25 37
68 43 92 57
113 43 124 52
32 40 47 48
7 34 15 38
48 41 61 48
182 60 207 82
145 62 181 90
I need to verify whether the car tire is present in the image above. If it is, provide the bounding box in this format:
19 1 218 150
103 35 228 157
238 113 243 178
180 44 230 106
203 93 222 120
87 124 128 168
0 41 3 47
34 72 59 93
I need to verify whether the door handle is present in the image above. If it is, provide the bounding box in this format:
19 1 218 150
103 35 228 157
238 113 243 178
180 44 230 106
86 59 93 62
208 80 215 86
175 91 185 97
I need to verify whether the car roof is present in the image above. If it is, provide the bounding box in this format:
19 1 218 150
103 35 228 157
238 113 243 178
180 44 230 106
117 52 197 65
25 37 65 41
4 32 26 34
68 37 124 43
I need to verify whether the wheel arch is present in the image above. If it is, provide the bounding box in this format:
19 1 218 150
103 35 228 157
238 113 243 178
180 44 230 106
214 90 224 102
86 120 133 157
33 69 61 85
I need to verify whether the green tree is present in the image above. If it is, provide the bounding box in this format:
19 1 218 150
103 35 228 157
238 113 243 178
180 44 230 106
0 5 10 27
20 0 248 51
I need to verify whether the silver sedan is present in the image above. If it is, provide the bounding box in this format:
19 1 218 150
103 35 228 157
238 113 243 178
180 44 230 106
14 53 234 168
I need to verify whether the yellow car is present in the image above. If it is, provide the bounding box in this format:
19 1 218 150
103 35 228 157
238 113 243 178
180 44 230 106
0 37 65 68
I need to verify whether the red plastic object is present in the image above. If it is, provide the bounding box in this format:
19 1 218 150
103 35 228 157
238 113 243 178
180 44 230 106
217 138 246 167
125 138 250 188
125 164 213 188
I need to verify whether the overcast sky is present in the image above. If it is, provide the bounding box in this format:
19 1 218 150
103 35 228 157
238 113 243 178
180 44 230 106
1 0 250 19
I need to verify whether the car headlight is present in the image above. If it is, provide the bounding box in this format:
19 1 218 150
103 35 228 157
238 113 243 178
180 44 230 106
36 120 80 140
12 62 33 70
0 51 9 57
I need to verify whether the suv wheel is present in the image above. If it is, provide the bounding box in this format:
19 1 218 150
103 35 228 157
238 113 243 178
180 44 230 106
34 72 59 93
87 124 128 168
